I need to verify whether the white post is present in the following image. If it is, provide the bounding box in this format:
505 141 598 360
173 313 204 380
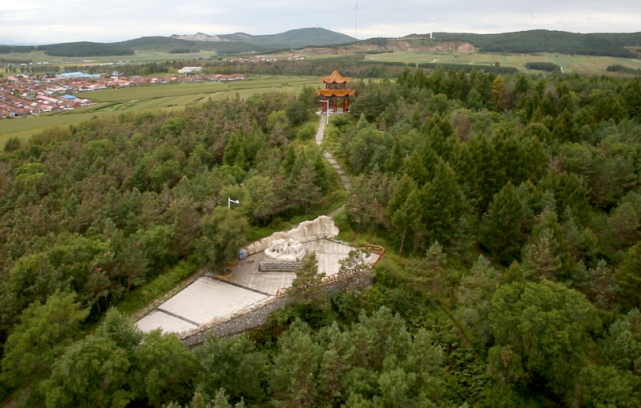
228 197 240 210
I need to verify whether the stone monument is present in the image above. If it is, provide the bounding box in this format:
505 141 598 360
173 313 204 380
264 239 306 262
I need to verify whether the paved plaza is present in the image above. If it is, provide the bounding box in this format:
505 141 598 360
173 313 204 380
135 239 376 334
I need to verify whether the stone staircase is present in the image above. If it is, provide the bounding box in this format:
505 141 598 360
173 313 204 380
317 113 351 191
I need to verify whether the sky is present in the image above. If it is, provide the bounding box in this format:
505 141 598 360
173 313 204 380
1 0 639 45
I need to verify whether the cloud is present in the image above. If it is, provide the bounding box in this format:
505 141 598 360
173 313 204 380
0 0 639 44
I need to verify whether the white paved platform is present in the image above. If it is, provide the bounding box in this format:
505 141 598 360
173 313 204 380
135 239 378 334
136 277 268 333
303 240 370 276
136 310 199 333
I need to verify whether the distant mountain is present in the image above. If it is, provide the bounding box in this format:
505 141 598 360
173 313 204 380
171 32 253 42
170 27 356 51
245 28 356 50
114 36 258 54
17 27 357 58
0 27 357 58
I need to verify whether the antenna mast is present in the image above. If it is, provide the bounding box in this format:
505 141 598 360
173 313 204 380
355 0 358 39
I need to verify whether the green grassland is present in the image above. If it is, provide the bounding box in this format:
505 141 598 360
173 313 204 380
0 49 220 67
0 76 320 147
365 51 641 75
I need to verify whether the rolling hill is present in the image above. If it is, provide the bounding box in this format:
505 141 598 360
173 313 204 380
245 27 356 50
172 27 357 51
432 30 641 57
114 36 258 54
2 28 357 57
288 30 641 58
37 42 135 57
4 29 639 59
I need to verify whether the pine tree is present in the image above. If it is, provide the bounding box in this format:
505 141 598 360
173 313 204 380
413 242 449 298
586 260 619 310
491 75 506 110
452 142 479 208
419 159 468 249
541 91 558 117
288 252 326 302
523 136 549 181
384 137 405 174
492 128 526 186
387 174 416 216
402 150 430 186
617 241 641 309
538 171 592 225
522 228 562 280
624 78 641 119
391 188 422 255
481 182 527 264
465 88 484 111
552 109 580 143
223 132 246 170
468 135 503 211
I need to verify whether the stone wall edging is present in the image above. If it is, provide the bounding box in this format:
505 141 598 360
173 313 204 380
180 274 373 347
178 242 384 346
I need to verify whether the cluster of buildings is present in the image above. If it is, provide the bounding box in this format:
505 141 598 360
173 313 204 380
0 74 96 118
211 73 246 81
225 55 307 64
0 71 247 119
227 55 280 63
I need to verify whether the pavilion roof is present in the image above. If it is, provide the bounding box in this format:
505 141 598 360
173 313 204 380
319 70 352 84
316 89 356 97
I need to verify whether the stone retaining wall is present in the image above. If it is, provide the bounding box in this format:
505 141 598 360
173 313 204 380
180 274 373 347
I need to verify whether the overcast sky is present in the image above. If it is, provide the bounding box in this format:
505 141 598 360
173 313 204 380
1 0 639 44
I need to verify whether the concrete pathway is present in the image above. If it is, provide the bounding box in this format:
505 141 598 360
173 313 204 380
317 113 351 191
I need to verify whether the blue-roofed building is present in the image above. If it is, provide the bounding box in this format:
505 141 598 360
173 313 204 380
57 72 101 79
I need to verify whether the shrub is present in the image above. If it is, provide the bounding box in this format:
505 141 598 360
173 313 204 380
297 122 317 140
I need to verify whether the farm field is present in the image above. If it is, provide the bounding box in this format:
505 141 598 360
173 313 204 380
0 49 219 67
365 51 641 75
0 76 320 147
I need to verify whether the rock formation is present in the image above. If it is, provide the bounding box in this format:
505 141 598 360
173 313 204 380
245 215 339 255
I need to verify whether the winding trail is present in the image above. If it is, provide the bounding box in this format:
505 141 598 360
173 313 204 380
317 113 351 191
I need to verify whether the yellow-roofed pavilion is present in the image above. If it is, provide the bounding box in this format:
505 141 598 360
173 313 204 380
316 70 356 113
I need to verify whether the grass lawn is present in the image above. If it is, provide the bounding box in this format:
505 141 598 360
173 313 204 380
0 75 321 148
365 51 641 75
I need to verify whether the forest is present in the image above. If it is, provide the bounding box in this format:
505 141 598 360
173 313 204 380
435 30 641 57
36 42 136 57
1 65 641 407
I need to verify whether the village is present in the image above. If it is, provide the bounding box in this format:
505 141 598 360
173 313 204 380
0 70 246 119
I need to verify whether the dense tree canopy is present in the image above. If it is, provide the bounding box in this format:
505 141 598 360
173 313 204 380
3 65 641 407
